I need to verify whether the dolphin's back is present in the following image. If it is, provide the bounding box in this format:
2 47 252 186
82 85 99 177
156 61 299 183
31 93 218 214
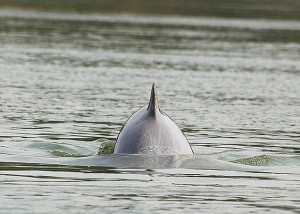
113 84 193 155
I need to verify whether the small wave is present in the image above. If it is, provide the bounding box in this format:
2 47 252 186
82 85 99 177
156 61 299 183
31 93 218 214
232 154 300 166
232 155 271 166
51 151 88 158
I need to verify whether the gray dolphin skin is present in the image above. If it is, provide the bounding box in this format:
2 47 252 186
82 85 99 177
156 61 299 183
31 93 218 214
113 84 193 155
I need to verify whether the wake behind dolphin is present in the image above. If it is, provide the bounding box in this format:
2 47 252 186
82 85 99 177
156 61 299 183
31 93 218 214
113 83 193 155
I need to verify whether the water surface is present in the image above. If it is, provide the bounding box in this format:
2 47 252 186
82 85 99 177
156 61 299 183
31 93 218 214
0 9 299 213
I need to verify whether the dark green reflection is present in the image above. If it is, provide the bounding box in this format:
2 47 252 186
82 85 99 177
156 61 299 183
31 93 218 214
1 0 300 20
0 161 117 173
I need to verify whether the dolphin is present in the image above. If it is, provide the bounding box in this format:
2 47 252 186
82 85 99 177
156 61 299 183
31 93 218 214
113 83 193 155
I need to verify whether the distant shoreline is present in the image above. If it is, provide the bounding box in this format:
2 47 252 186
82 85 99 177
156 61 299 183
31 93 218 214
1 0 300 20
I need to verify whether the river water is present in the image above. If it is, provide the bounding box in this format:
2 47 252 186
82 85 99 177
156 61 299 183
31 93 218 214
0 8 299 213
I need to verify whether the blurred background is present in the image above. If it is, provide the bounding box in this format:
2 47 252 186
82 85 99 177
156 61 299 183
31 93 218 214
1 0 300 19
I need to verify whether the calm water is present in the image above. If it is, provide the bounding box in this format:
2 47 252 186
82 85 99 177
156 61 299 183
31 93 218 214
0 8 300 213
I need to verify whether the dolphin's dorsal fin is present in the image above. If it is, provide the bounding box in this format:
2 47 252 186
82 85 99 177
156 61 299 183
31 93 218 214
147 83 159 116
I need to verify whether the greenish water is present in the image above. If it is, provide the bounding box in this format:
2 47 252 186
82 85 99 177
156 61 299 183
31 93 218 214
0 8 300 213
2 0 300 20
